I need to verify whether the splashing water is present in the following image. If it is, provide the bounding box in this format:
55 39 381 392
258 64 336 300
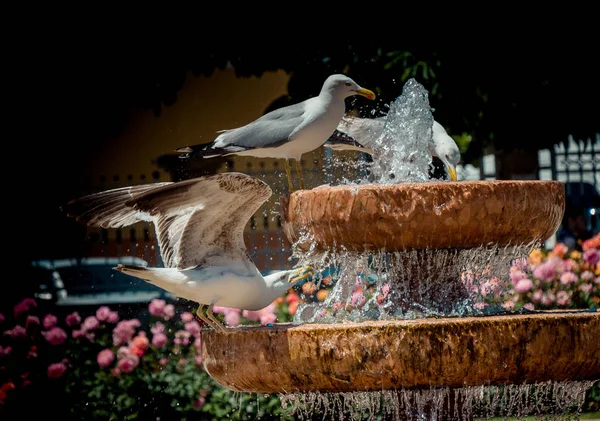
279 380 597 421
325 78 435 186
370 78 434 184
291 241 539 324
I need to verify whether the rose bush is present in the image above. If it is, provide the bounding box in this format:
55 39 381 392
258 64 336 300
507 237 600 311
0 297 294 420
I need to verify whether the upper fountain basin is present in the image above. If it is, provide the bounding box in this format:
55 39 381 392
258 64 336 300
281 180 565 252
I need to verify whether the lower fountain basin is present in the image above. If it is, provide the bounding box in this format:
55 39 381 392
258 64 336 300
280 180 565 252
201 311 599 394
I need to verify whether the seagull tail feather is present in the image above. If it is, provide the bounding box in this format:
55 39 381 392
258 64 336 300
113 263 150 279
175 142 230 159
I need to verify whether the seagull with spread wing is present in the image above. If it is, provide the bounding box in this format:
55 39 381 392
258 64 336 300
64 172 313 331
176 74 376 192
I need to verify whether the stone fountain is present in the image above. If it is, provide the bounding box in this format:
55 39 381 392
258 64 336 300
201 80 599 419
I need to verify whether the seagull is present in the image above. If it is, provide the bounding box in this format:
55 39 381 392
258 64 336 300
176 74 376 192
325 116 460 181
63 172 314 332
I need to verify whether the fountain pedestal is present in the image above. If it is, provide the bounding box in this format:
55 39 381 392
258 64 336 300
201 180 600 397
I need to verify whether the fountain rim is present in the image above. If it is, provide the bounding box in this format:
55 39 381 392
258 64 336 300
280 179 566 252
201 310 600 394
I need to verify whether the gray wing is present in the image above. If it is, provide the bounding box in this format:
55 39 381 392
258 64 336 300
64 182 174 228
324 130 373 154
65 173 272 270
336 116 386 150
323 116 385 154
208 101 307 153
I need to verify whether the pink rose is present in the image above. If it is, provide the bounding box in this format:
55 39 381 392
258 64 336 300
556 290 571 306
151 321 165 335
47 362 67 379
148 299 166 316
242 310 261 322
95 306 111 322
175 330 191 346
43 327 67 345
152 332 168 348
72 329 85 339
185 321 201 337
97 349 115 368
117 355 139 373
13 298 37 319
112 319 141 346
583 249 599 266
65 312 81 327
509 269 526 285
4 325 26 339
106 311 119 323
117 346 132 359
565 259 579 272
163 304 175 319
181 312 194 322
224 311 240 327
259 311 277 325
194 337 202 352
522 303 535 311
83 316 100 331
579 283 593 294
514 278 534 293
211 306 227 314
42 314 58 329
195 354 203 366
350 292 367 308
531 290 543 303
560 272 578 286
541 293 556 306
581 271 594 281
533 261 556 281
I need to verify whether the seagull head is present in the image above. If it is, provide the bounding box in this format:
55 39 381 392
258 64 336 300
431 121 461 181
264 265 316 291
323 74 376 101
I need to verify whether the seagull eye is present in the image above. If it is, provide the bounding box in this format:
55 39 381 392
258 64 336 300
345 82 352 87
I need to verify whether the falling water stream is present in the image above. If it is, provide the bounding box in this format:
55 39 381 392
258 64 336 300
280 381 597 421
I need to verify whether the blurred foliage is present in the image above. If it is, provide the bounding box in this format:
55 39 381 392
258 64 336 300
31 27 599 169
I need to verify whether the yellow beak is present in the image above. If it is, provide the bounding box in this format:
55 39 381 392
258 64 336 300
289 265 315 284
355 88 376 100
446 164 457 181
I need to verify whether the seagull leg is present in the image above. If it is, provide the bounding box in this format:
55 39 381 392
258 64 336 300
207 303 228 333
196 305 215 329
295 159 305 190
285 159 294 193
